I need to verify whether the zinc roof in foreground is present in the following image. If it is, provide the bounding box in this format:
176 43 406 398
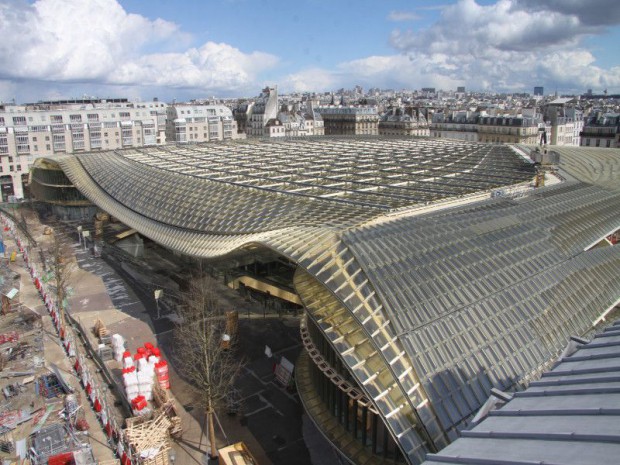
422 320 620 465
39 139 620 465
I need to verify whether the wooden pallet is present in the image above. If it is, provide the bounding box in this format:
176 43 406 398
124 413 172 465
152 383 182 437
93 318 110 339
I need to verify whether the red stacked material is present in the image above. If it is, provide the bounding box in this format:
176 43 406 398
94 398 102 412
48 452 74 465
155 360 170 389
131 395 147 411
144 342 155 356
122 366 136 374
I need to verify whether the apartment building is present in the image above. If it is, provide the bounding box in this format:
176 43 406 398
165 104 243 143
0 98 167 200
431 111 478 142
316 105 379 135
234 89 325 138
378 107 430 137
580 113 620 148
246 86 279 137
542 98 583 146
477 115 541 144
276 104 325 137
430 112 544 145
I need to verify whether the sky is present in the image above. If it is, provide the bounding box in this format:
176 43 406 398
1 0 619 103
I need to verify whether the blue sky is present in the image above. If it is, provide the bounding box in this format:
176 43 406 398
1 0 619 103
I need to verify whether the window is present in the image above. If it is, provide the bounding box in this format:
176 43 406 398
45 136 50 141
87 114 99 122
70 114 82 123
51 115 63 123
16 165 21 171
606 139 611 148
585 138 590 146
16 135 29 153
12 116 27 126
596 139 600 147
53 133 65 151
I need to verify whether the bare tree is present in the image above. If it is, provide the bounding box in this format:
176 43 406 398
173 269 243 461
48 232 76 336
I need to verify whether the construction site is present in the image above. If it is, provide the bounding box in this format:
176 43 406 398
0 206 192 465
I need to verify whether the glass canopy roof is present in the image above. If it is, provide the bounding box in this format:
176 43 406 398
37 140 620 465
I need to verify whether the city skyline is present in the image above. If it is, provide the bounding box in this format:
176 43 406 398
1 0 620 103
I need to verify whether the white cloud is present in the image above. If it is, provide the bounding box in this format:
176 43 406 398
514 0 620 26
282 68 338 93
1 0 618 100
111 42 278 92
340 54 464 91
387 11 421 22
386 0 620 93
0 0 278 98
280 55 463 94
390 0 597 54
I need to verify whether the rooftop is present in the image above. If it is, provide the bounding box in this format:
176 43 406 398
423 320 620 465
